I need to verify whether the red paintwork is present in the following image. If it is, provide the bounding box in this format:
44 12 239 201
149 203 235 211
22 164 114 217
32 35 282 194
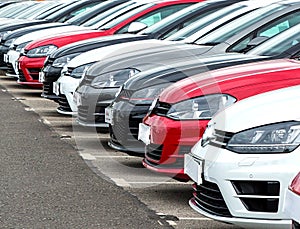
143 59 300 181
290 172 300 196
17 0 202 87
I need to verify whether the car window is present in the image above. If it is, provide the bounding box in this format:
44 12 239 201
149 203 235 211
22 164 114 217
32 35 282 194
56 2 99 23
100 4 154 30
166 4 246 41
116 4 192 34
248 24 300 56
195 4 286 45
159 5 227 40
228 9 300 53
81 2 136 28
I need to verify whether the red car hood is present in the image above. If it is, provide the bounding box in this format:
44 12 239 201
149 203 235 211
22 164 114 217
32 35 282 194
25 29 110 50
159 59 300 104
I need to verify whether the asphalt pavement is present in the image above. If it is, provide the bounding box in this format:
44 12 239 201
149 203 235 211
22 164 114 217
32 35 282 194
0 85 171 228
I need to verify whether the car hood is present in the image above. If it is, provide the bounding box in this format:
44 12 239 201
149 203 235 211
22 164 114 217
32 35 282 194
14 26 92 46
0 20 50 33
49 34 148 59
159 59 300 104
212 84 300 133
4 22 67 41
122 54 268 90
79 41 216 75
67 39 197 69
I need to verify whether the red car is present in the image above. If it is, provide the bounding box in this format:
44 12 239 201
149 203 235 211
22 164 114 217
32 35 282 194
17 0 201 87
142 59 300 181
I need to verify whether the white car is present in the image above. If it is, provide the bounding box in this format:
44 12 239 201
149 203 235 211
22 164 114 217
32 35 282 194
184 85 300 229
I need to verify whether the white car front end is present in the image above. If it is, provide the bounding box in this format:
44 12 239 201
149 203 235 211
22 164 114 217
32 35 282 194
184 85 300 229
56 72 82 115
4 48 19 77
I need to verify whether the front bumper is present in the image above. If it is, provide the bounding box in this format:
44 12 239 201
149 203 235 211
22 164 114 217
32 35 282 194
41 64 63 100
109 101 150 155
186 140 300 228
142 114 208 179
0 44 9 70
18 56 44 88
57 75 81 113
75 86 117 128
6 49 20 77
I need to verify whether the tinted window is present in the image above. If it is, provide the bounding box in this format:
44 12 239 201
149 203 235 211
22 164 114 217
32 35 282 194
195 4 286 45
248 25 300 56
228 9 300 53
99 4 154 30
57 2 99 23
116 4 192 34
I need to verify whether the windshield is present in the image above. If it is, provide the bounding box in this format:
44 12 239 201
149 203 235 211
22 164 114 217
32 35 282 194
0 2 37 18
65 1 110 25
195 4 286 45
81 1 136 28
140 2 210 35
99 3 154 30
248 25 300 56
166 4 246 41
16 2 58 20
35 2 74 20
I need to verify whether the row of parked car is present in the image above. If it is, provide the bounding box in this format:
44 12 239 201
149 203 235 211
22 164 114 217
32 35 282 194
1 0 300 228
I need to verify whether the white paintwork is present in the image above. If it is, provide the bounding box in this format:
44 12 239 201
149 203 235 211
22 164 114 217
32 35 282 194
6 49 20 77
186 85 300 228
12 25 92 46
56 73 81 113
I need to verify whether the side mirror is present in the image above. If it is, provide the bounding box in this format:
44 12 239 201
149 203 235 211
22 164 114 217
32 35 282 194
248 36 269 47
127 22 148 34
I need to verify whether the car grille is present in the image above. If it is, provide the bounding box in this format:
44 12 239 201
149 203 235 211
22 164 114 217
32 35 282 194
146 144 163 161
152 101 172 116
109 105 148 152
18 70 26 82
5 62 16 75
28 68 41 80
192 180 232 217
208 129 235 149
77 105 106 124
146 144 192 165
231 181 280 213
43 82 54 96
58 94 72 112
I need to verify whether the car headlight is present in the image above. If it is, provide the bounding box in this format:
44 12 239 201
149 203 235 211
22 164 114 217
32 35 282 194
167 94 236 120
26 45 58 58
226 121 300 153
70 63 94 79
16 41 30 52
129 84 169 105
90 68 140 89
52 53 79 68
4 38 15 48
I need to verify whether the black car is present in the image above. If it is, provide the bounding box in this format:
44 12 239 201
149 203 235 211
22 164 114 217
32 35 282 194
78 13 300 155
0 0 104 69
41 0 242 102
